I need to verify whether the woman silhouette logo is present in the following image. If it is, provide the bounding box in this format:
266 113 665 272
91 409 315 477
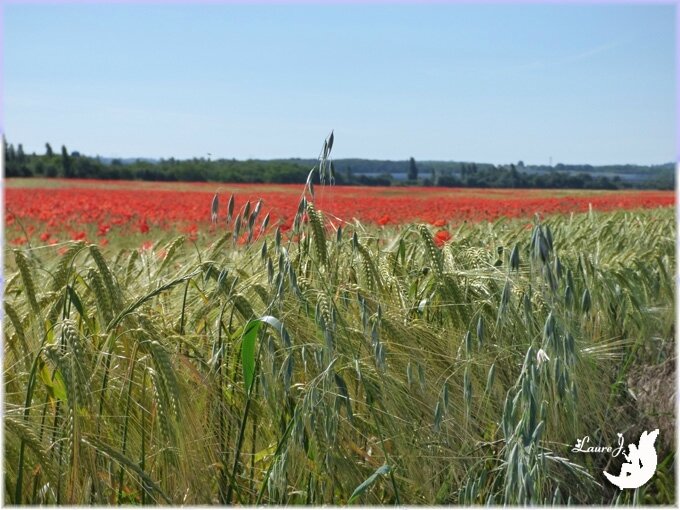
603 430 659 490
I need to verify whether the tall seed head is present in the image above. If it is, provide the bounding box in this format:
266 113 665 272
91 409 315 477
227 194 235 223
211 193 219 224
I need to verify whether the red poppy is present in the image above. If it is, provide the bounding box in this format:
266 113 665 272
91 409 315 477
434 230 451 247
98 223 111 236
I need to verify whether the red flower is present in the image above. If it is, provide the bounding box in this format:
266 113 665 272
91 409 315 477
378 215 390 226
434 230 451 247
138 220 150 234
40 232 51 242
98 223 111 236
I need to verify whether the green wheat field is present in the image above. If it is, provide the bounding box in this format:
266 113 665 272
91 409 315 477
3 187 675 505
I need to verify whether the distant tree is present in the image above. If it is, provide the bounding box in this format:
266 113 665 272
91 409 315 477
18 144 31 175
430 167 437 186
17 144 26 163
408 157 418 181
61 145 72 177
4 139 19 176
45 143 54 157
517 160 525 168
510 164 520 187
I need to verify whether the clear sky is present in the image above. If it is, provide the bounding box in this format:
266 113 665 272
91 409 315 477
3 2 676 165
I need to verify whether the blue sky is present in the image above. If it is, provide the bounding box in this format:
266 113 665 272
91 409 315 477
3 2 676 165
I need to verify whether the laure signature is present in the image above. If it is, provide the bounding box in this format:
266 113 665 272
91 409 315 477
572 433 625 457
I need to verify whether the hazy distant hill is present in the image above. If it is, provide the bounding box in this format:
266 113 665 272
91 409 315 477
3 135 674 189
61 156 680 189
97 157 160 165
271 158 674 183
96 155 673 182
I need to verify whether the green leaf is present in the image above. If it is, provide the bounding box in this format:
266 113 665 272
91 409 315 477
241 315 288 392
348 464 390 504
485 363 495 394
66 285 85 319
38 361 67 402
240 321 261 392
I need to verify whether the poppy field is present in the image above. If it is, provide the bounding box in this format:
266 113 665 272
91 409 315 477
3 175 676 505
4 178 674 248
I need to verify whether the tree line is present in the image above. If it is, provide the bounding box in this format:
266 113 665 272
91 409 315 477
3 137 673 190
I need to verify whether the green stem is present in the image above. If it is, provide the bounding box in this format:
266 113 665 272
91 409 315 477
15 339 50 505
31 394 50 503
216 300 229 505
179 279 190 335
117 344 138 504
249 377 259 502
255 404 297 505
225 338 263 503
372 406 401 505
140 366 148 506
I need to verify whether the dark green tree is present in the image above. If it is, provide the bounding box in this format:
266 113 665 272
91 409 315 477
4 137 19 176
45 143 54 157
408 157 418 181
510 164 519 187
17 144 32 176
17 144 26 164
61 145 72 177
